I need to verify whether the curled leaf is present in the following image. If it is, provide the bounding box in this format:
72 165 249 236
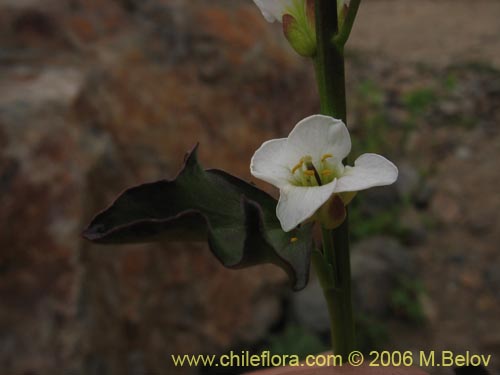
83 145 313 290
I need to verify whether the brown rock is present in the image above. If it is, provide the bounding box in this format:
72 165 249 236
0 66 84 373
0 1 315 374
459 273 482 290
431 192 462 225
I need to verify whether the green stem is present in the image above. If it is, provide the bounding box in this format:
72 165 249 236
334 0 362 48
321 227 338 283
313 0 355 359
314 0 346 120
313 239 354 358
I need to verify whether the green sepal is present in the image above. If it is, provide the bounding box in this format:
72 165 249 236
282 0 316 57
83 145 313 291
283 14 316 57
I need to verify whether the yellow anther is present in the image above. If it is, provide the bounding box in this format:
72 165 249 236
321 169 333 176
303 170 315 177
290 237 299 243
291 160 304 174
321 153 333 162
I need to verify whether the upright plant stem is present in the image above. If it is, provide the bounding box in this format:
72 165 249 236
314 0 346 120
313 0 355 359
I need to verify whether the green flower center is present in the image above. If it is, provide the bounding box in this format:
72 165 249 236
289 154 338 187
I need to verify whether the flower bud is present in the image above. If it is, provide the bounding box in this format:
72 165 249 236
282 0 316 57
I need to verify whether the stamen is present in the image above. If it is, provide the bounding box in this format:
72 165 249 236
291 160 304 174
303 170 315 177
321 169 333 176
290 237 298 243
321 153 333 162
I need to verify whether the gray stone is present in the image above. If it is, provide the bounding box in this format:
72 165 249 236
351 237 416 317
455 145 472 160
291 279 330 334
439 99 461 116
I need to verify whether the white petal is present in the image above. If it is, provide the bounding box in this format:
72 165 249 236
252 0 295 23
286 115 351 164
250 138 291 188
334 153 398 193
277 181 337 232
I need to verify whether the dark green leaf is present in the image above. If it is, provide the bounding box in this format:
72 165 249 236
83 145 313 290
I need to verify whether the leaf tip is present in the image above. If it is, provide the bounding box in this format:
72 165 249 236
81 222 107 242
184 143 200 164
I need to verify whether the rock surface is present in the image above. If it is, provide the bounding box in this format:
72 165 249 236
0 1 316 374
351 237 416 318
291 280 330 335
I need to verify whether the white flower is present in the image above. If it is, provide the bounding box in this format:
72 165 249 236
252 0 350 23
253 0 317 57
252 0 296 23
250 115 398 232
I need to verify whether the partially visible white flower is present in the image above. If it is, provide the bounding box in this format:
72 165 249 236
252 0 296 23
252 0 350 23
250 115 398 232
253 0 316 56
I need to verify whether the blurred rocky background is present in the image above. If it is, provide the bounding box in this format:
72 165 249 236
0 0 499 374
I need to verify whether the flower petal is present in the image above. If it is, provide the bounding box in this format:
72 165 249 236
250 138 291 189
277 181 337 232
252 0 295 23
286 115 351 164
334 153 398 193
